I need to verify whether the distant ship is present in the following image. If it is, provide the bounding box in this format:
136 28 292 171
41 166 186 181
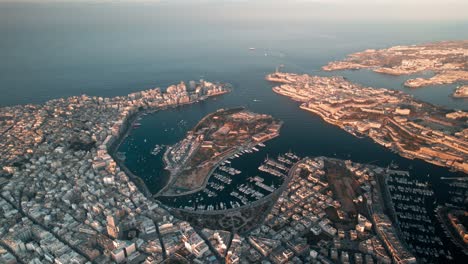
249 48 256 51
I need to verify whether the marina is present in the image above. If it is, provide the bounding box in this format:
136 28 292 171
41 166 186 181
445 178 468 207
386 172 452 262
114 60 468 262
158 152 299 212
4 7 468 262
150 144 165 156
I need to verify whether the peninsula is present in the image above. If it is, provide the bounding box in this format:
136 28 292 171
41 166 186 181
0 79 231 263
323 40 468 88
453 85 468 98
0 75 459 263
159 108 282 196
266 72 468 173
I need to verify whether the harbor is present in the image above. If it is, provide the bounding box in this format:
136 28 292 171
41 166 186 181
3 9 468 263
386 172 452 262
158 149 300 211
116 80 468 262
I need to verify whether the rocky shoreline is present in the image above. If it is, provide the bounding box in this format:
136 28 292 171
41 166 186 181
453 85 468 98
323 41 468 89
267 72 468 174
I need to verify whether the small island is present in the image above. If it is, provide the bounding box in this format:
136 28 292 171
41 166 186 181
323 40 468 88
158 108 282 196
266 71 468 173
453 85 468 98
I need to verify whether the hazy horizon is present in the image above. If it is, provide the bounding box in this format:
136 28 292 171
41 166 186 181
0 1 467 264
1 0 467 107
1 0 468 22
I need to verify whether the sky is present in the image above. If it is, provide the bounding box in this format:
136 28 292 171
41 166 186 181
0 0 467 22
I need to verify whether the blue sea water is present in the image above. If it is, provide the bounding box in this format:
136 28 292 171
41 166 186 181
1 2 467 262
1 3 467 108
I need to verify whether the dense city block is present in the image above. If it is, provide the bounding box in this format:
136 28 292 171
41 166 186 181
0 80 231 263
322 41 468 92
266 72 468 173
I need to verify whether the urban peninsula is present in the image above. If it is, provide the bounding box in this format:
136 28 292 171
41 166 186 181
0 80 232 264
1 43 467 263
0 76 422 264
158 108 282 196
322 40 468 95
0 74 461 263
266 72 468 173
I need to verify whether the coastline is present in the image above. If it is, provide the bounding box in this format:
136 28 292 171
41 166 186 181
296 95 468 174
157 130 282 198
111 100 289 222
268 73 468 174
173 153 295 216
322 40 468 89
157 107 283 197
156 107 244 197
452 85 468 98
109 90 231 202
